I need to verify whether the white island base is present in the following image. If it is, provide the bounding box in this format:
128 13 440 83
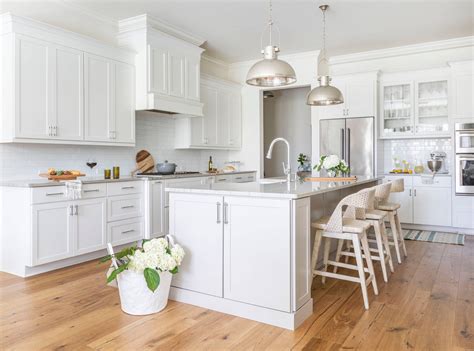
167 177 380 330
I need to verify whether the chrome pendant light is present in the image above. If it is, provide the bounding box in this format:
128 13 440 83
246 0 296 87
306 4 344 106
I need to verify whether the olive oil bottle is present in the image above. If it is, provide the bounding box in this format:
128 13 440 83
208 156 213 171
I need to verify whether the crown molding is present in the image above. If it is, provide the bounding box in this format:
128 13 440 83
330 36 474 65
54 0 117 28
201 54 230 69
118 14 205 47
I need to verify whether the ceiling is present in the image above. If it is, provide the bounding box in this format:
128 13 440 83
2 0 473 63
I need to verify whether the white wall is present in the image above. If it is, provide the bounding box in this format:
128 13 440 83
263 87 311 177
0 111 230 180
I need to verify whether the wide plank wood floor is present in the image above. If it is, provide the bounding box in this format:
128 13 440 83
1 237 473 350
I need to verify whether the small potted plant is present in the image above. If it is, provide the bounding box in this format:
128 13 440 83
297 153 312 178
102 236 185 315
314 154 350 177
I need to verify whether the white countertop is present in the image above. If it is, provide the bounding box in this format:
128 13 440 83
165 176 383 199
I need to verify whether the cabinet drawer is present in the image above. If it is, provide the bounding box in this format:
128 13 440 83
107 181 143 196
413 176 451 188
108 218 144 246
107 194 143 222
215 175 231 183
32 186 67 204
81 183 107 199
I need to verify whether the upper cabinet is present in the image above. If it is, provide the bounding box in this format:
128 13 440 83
0 14 136 146
118 14 205 116
174 75 242 150
449 60 474 119
380 68 450 139
318 72 378 120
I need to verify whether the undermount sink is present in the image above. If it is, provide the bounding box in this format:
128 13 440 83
258 178 287 184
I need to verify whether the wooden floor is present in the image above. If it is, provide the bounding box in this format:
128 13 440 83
1 237 473 350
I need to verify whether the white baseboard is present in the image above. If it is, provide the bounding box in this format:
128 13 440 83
169 287 313 330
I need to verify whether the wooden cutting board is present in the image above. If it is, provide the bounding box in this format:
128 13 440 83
132 150 155 175
39 173 86 181
305 176 357 182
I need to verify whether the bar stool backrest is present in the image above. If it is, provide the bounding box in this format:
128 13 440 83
327 188 376 233
389 178 404 193
373 182 392 208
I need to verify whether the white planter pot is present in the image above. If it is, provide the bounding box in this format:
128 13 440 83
117 270 172 315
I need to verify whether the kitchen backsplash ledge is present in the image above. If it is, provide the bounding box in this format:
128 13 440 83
0 111 231 180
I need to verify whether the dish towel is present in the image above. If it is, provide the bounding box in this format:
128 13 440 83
65 180 83 200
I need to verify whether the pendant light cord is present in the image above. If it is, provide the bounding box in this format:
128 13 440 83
321 6 326 62
269 0 273 46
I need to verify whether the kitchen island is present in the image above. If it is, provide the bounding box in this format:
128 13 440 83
166 176 381 330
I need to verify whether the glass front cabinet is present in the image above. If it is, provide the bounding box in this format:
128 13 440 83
380 74 450 138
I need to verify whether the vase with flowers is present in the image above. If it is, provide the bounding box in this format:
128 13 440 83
314 154 350 177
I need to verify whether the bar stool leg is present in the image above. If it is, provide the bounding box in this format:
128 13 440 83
395 212 408 257
373 220 388 283
311 230 323 275
360 232 378 296
333 239 344 273
321 237 331 284
352 235 369 310
380 222 394 273
389 212 402 264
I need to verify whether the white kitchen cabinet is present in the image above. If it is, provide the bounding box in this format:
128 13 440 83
413 187 451 226
380 68 450 138
15 35 51 140
185 56 200 102
452 195 474 229
169 193 224 297
108 217 144 246
174 75 242 150
168 52 185 98
32 202 73 265
145 180 165 239
85 54 135 144
1 14 135 146
223 197 291 312
54 45 83 140
318 73 377 119
384 175 452 226
449 60 474 118
75 198 107 255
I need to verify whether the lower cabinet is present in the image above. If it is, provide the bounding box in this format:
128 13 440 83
32 198 106 265
169 194 223 297
107 217 144 246
169 193 293 312
383 175 452 227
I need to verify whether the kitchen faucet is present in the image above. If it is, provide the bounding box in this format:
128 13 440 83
266 137 292 182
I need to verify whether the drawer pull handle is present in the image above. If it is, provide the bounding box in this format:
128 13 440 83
121 205 135 209
122 229 135 234
84 189 100 193
122 186 135 189
235 177 242 180
218 179 226 182
46 192 64 196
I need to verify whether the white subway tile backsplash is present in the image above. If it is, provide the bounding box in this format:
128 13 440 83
383 138 452 173
0 111 231 180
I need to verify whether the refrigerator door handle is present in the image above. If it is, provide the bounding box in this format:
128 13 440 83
341 128 345 160
347 128 351 170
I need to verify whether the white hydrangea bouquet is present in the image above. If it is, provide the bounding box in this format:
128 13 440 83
102 237 185 292
314 154 350 177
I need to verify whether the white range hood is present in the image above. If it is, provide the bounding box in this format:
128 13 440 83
118 14 205 116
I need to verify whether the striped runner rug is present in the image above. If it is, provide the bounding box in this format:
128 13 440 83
402 229 465 245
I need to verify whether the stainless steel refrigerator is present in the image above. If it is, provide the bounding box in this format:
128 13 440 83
320 117 374 176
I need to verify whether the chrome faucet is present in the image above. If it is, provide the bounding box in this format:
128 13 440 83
266 137 292 182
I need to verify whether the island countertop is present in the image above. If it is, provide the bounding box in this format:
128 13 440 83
166 176 383 199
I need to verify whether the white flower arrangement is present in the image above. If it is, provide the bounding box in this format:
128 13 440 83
314 154 350 177
102 237 185 292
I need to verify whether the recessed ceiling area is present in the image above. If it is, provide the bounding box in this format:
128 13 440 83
2 0 473 63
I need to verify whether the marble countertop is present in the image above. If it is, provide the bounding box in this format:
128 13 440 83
382 173 451 177
165 176 383 199
0 171 257 188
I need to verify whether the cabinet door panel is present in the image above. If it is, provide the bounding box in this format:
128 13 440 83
149 181 164 238
452 74 474 118
55 46 83 140
201 84 218 146
413 187 451 226
217 89 229 146
16 36 51 139
388 189 413 224
169 194 223 297
114 62 135 143
346 80 375 117
32 202 72 265
149 46 168 94
223 197 291 312
185 57 200 101
84 54 112 141
75 198 106 255
168 53 185 98
228 92 242 148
